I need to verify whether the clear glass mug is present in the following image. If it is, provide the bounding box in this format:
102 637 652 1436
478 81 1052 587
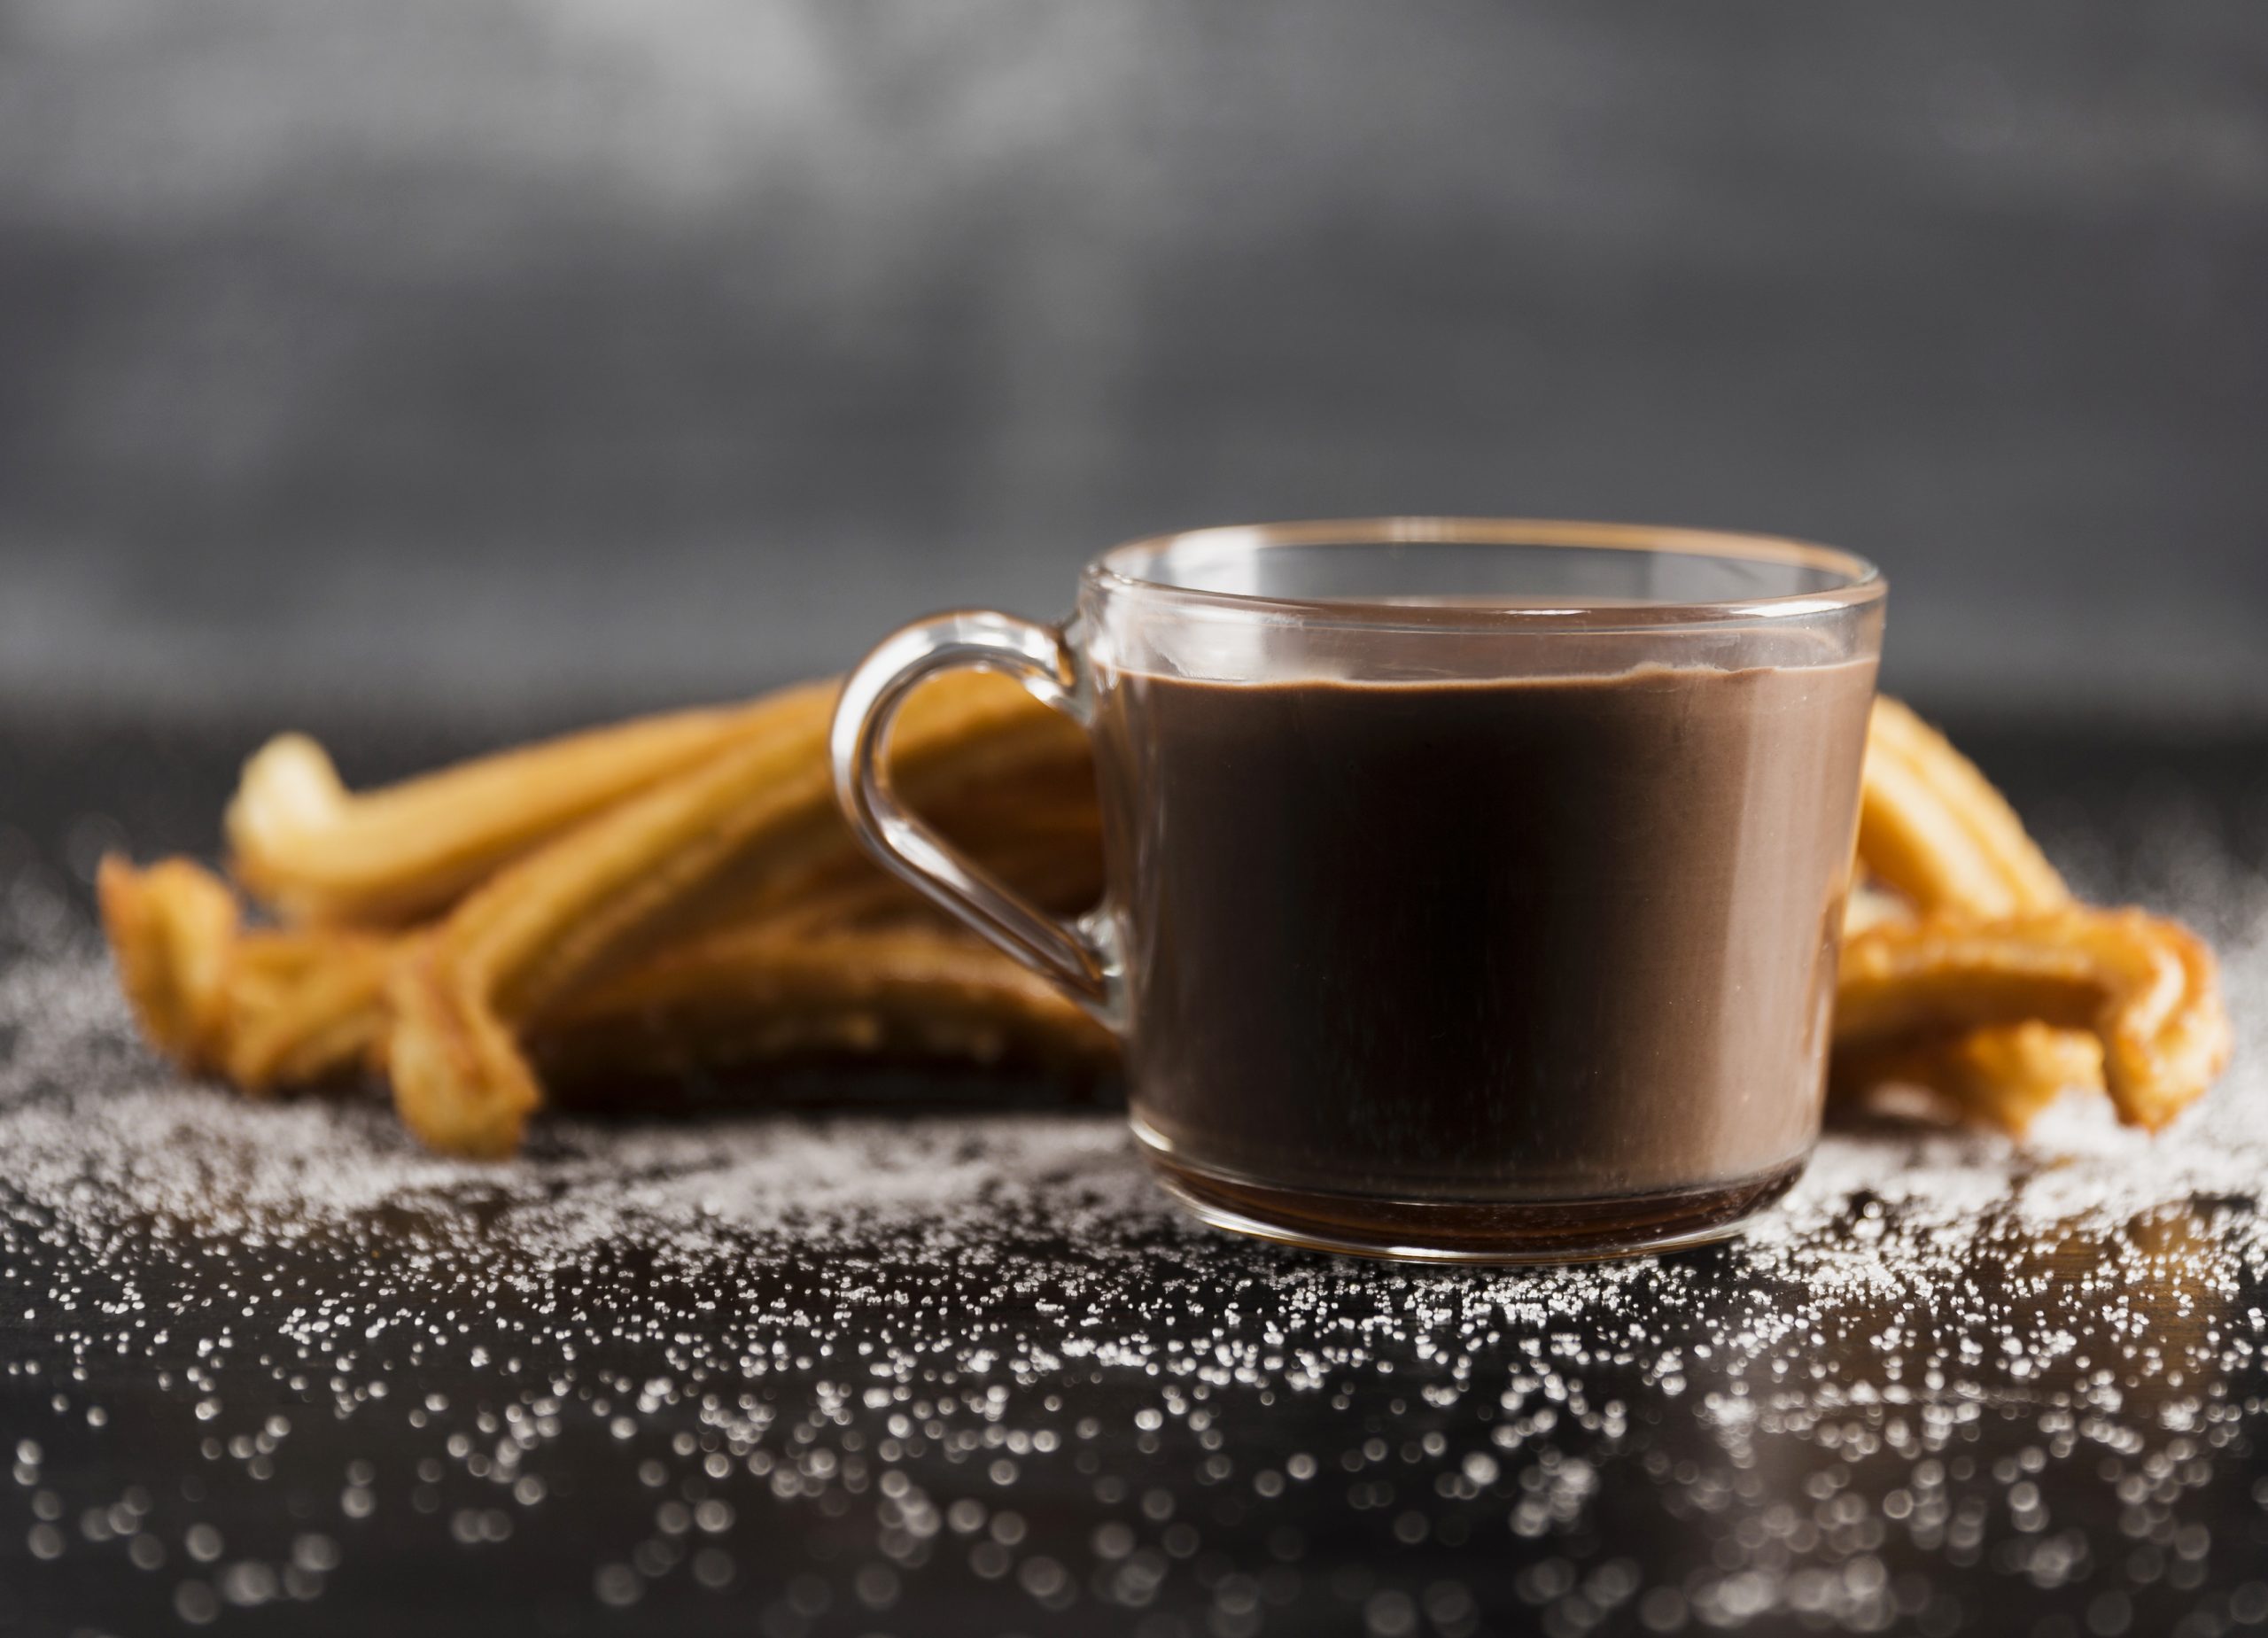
831 519 1885 1262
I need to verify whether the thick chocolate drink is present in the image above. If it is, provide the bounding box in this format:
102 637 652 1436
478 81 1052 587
1091 659 1876 1243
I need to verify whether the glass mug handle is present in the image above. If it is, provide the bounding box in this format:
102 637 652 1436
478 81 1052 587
829 610 1125 1029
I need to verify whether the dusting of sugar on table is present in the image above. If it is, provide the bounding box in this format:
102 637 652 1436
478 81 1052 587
1 855 2265 1635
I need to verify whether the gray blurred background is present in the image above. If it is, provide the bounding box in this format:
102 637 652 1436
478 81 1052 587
4 0 2264 723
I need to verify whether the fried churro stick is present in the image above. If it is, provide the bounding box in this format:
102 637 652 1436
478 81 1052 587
222 931 395 1091
1858 697 2069 917
748 814 1101 940
664 764 1101 947
1840 696 2099 1131
540 922 1113 1082
388 672 1086 1155
103 770 1099 1117
99 856 395 1091
1835 908 2231 1131
102 812 1099 1114
228 695 824 928
1830 1021 2105 1135
97 857 240 1072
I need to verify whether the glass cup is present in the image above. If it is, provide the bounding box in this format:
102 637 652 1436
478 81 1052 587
832 519 1885 1262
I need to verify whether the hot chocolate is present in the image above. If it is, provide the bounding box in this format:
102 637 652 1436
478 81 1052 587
1091 658 1877 1252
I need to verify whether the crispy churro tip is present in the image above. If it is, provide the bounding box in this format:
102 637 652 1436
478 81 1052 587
97 854 242 1073
387 950 542 1159
98 850 400 1098
227 732 349 856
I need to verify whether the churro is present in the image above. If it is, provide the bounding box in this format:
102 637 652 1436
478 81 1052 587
100 856 395 1091
1856 696 2068 917
1836 907 2231 1131
541 922 1113 1083
388 672 1085 1155
1841 697 2107 1132
97 857 239 1073
228 695 820 928
1830 1020 2105 1136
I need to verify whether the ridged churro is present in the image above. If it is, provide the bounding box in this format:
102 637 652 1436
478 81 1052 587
1841 697 2111 1132
229 695 819 928
1829 1020 2105 1136
101 856 395 1091
387 672 1085 1154
1836 907 2231 1132
542 922 1113 1083
1857 696 2069 918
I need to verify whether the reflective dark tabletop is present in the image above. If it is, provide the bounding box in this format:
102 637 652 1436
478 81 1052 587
1 708 2263 1638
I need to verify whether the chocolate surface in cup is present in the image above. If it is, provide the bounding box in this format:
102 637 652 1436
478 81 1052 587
1092 657 1877 1201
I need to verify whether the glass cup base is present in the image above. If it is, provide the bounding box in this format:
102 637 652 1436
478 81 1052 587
1138 1139 1808 1266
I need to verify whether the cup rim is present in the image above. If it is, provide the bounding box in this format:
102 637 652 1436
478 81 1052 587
1085 517 1885 630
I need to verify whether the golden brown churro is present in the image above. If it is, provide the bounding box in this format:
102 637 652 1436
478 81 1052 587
1840 696 2108 1133
98 857 240 1073
99 857 396 1092
1830 1021 2105 1136
228 699 807 928
387 672 1084 1155
1856 696 2069 918
542 922 1113 1083
1836 908 2231 1132
221 931 397 1092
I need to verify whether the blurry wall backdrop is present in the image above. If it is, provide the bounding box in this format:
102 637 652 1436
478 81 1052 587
3 0 2264 718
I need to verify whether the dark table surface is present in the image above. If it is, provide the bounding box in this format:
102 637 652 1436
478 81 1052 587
1 707 2264 1638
